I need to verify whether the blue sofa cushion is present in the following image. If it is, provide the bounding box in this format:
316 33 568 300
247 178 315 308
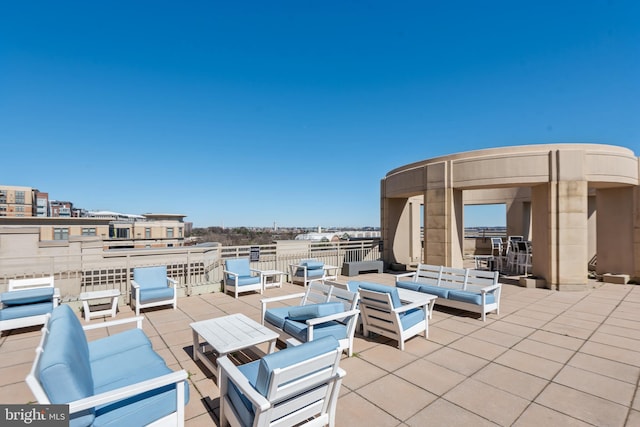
254 336 339 396
400 308 425 330
1 287 54 306
92 365 190 427
357 282 402 309
287 302 344 321
395 281 422 292
227 275 261 286
88 328 152 362
264 306 290 330
0 301 53 321
137 286 175 303
283 319 347 343
344 281 361 293
39 305 95 426
133 266 168 289
448 290 495 306
91 346 169 391
417 284 451 299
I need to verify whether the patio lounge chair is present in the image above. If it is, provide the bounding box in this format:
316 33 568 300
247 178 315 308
218 335 345 427
289 259 327 287
131 265 177 316
0 276 60 334
223 258 263 298
357 282 429 351
261 282 360 356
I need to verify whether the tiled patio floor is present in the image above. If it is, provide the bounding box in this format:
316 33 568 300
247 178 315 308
2 272 639 426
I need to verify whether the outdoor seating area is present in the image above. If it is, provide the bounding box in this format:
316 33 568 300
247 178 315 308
2 269 640 426
0 276 60 334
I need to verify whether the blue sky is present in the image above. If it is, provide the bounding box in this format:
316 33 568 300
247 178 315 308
1 1 638 228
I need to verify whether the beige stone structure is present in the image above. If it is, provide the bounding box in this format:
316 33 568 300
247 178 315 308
381 143 639 290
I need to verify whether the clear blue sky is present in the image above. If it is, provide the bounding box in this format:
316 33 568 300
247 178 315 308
1 1 638 228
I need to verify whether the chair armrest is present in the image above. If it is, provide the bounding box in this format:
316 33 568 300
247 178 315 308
393 300 430 314
223 270 239 279
167 278 177 287
250 268 262 275
480 283 501 293
83 315 145 331
218 356 270 412
394 272 416 282
131 280 140 289
306 309 360 326
68 370 188 413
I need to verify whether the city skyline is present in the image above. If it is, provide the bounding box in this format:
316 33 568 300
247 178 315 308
2 2 638 227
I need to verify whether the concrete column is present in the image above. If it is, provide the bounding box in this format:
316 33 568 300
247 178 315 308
596 187 634 276
423 162 464 268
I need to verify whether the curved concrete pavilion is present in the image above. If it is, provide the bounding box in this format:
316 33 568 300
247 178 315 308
381 143 639 290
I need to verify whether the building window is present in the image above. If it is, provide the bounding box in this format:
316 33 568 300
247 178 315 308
15 191 25 204
54 228 69 240
145 228 151 239
178 228 183 238
82 228 96 236
15 206 24 212
167 228 174 238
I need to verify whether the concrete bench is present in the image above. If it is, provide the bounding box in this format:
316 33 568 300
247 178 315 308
341 260 384 276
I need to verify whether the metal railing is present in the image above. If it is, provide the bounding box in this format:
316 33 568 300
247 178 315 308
0 240 381 302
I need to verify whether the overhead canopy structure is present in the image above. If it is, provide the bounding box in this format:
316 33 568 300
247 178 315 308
380 143 639 290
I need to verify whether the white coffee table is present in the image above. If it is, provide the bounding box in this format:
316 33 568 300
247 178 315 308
260 269 285 289
191 313 279 383
79 289 121 322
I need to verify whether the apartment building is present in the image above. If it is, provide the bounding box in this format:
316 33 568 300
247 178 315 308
0 185 34 217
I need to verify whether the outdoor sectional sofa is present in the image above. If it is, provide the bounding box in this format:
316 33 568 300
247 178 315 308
0 276 60 334
395 264 501 321
26 305 189 427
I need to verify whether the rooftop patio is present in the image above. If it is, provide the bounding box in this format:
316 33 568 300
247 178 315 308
1 271 639 426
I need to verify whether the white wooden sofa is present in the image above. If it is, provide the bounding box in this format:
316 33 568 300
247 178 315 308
0 276 60 334
26 304 189 427
395 264 501 321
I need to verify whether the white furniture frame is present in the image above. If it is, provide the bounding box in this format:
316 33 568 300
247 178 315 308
218 342 345 427
191 313 279 383
223 263 263 299
79 289 120 321
288 262 339 287
26 314 188 427
0 276 60 333
359 287 435 351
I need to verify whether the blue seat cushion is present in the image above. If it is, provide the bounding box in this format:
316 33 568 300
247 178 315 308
264 307 290 330
0 301 53 321
92 365 190 427
395 281 421 292
417 284 451 299
225 259 252 277
283 319 347 343
138 286 174 303
91 346 169 391
1 287 54 306
448 290 495 306
287 302 344 321
228 275 261 286
400 308 425 330
88 329 152 362
357 282 402 308
133 266 168 289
